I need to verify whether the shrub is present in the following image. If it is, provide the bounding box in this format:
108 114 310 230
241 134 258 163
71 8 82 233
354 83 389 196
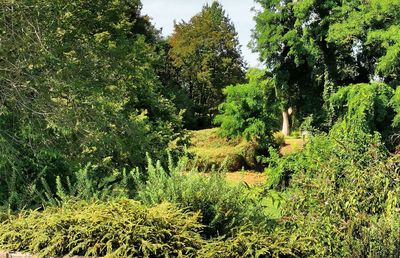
132 156 270 237
267 128 400 256
299 114 315 134
392 87 400 127
272 131 285 146
36 163 132 206
0 200 203 258
0 207 9 223
291 131 300 139
199 227 314 257
224 154 246 171
241 142 259 169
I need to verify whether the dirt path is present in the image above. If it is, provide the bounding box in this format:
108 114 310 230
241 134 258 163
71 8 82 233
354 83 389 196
225 171 266 185
279 138 305 155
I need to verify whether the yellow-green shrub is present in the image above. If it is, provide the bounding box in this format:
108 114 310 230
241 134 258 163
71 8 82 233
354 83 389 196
199 228 314 257
0 200 203 258
132 156 269 237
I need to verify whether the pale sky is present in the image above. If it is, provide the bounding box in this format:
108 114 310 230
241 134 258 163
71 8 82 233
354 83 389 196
141 0 262 68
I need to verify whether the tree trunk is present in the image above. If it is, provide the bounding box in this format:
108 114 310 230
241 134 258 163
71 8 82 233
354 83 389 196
282 109 291 136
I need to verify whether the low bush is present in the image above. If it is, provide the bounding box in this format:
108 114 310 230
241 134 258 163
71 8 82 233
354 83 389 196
224 154 246 171
291 131 300 139
199 228 314 257
272 131 285 147
0 200 203 258
132 156 270 237
0 207 9 223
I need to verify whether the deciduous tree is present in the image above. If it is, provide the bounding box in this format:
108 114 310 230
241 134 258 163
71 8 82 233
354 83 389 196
169 1 245 128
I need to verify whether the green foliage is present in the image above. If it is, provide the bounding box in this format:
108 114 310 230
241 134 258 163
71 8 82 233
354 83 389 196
199 227 314 258
132 155 269 237
284 139 400 256
215 69 279 141
36 163 132 206
169 1 245 127
392 87 400 127
299 115 315 133
254 0 400 130
0 200 203 258
0 0 183 208
328 0 400 86
330 83 396 137
272 132 286 147
265 126 400 256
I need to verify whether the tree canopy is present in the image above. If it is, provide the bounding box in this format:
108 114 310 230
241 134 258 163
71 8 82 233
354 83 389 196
169 1 245 128
0 0 182 208
253 0 400 135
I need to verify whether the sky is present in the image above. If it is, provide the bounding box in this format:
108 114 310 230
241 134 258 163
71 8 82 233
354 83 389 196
141 0 262 68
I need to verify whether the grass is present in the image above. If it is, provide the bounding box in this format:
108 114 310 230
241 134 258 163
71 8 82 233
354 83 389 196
189 128 248 164
188 128 306 184
189 128 253 172
279 137 306 156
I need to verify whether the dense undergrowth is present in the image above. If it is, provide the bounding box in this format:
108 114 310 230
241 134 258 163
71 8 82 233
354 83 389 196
1 129 400 257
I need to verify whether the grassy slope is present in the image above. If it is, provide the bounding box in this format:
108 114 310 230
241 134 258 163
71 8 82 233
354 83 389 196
189 128 248 165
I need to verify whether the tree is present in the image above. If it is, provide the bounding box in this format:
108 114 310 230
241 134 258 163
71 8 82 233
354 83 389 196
254 0 400 135
328 0 400 87
169 1 245 128
214 69 279 141
253 0 323 135
0 0 182 208
330 83 396 137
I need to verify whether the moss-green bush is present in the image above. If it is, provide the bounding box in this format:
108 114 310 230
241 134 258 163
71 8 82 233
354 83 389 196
0 200 203 258
241 142 259 168
0 207 9 223
224 154 246 171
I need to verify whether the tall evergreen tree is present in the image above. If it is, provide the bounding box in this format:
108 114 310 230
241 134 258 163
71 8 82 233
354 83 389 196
169 1 245 129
